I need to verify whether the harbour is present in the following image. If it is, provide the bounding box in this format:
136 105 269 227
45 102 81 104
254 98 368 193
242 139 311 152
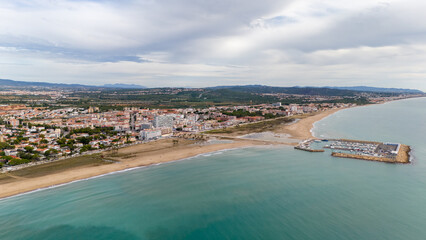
295 139 411 163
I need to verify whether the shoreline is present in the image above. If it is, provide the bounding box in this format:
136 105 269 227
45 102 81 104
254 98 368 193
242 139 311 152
274 107 346 140
0 107 349 199
0 145 258 201
0 139 266 199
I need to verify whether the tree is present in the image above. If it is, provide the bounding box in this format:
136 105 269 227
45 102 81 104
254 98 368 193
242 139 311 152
24 146 34 153
0 142 14 150
77 136 92 145
44 149 58 159
8 158 31 166
1 156 13 161
80 145 92 153
18 152 39 161
56 138 67 146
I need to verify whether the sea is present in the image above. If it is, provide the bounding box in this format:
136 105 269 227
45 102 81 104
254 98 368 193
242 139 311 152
0 97 425 240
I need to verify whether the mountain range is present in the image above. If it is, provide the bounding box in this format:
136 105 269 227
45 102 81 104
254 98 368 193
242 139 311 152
0 79 146 89
0 79 423 94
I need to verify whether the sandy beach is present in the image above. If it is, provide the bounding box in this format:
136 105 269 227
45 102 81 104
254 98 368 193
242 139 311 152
0 139 265 199
274 108 344 140
0 108 344 199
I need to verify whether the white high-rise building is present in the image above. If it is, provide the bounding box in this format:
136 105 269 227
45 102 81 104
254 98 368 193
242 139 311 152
153 115 174 128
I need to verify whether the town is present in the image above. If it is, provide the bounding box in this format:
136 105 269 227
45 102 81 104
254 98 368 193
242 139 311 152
0 101 355 170
1 83 423 171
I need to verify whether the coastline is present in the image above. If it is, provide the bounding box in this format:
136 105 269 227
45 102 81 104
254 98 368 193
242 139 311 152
0 139 264 199
274 108 345 140
0 107 347 199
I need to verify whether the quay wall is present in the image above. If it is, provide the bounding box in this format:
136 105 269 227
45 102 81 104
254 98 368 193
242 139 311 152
294 147 325 152
330 139 382 145
331 147 410 164
331 152 397 163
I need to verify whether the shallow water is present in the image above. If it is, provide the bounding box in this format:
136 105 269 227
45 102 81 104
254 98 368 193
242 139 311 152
0 97 425 240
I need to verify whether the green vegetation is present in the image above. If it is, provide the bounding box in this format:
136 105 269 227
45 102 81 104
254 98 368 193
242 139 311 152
222 109 277 119
0 142 14 150
1 84 407 109
211 85 359 96
69 127 115 136
44 149 59 159
312 97 371 105
0 153 115 184
205 117 294 135
8 158 31 166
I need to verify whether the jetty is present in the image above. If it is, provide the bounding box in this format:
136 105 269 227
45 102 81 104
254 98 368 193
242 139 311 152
294 146 324 152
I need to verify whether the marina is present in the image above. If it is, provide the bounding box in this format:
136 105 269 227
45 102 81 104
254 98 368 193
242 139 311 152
295 139 411 163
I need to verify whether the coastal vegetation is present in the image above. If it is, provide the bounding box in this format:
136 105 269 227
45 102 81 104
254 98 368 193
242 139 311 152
222 109 277 119
0 153 113 185
205 117 294 135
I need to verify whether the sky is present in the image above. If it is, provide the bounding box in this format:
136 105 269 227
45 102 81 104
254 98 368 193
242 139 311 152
0 0 426 90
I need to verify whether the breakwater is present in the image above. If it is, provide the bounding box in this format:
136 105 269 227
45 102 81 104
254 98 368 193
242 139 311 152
294 146 324 152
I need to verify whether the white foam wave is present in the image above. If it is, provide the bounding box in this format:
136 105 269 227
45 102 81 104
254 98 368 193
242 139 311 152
0 147 255 201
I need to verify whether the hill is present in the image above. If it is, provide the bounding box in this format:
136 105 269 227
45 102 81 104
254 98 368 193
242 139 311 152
0 79 146 90
0 79 91 89
102 84 146 89
328 86 423 94
209 85 424 95
208 85 358 96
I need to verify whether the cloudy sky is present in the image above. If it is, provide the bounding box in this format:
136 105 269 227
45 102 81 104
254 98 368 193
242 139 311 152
0 0 426 90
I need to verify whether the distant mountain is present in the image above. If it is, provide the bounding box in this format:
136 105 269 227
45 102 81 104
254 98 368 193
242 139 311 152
0 79 146 90
208 85 358 96
0 79 92 89
102 83 146 89
209 85 424 95
0 79 423 94
328 86 423 94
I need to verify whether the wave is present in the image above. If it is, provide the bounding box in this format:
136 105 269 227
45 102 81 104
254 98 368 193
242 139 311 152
0 146 262 201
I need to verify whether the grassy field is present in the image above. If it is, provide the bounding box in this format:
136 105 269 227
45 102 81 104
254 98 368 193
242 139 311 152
0 154 114 184
204 117 295 136
0 138 196 185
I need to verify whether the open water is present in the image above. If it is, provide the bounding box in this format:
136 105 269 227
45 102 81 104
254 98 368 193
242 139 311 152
0 97 425 240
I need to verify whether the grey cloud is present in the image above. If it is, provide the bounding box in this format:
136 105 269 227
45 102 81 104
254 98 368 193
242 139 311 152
281 2 426 52
0 0 425 91
0 0 293 62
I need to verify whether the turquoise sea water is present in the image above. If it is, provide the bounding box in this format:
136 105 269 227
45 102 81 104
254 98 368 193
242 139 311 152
0 97 425 240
